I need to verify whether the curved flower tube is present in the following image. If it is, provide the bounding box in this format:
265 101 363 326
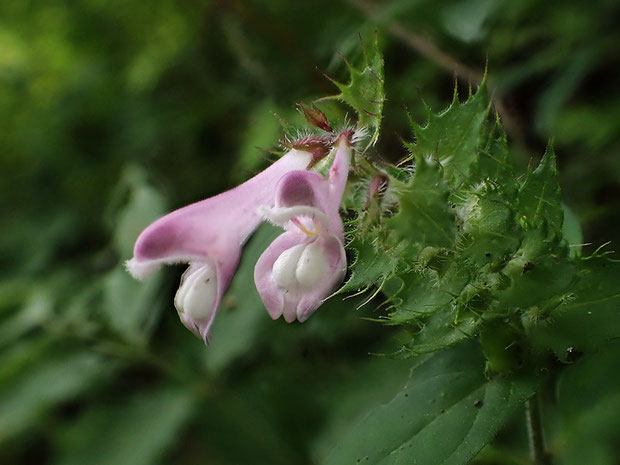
126 149 313 341
254 133 352 323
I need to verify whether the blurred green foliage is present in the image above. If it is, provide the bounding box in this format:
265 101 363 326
1 0 619 464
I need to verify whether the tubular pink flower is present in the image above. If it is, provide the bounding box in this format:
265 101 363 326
254 133 352 323
126 149 312 341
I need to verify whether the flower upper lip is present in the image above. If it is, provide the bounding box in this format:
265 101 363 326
127 148 313 280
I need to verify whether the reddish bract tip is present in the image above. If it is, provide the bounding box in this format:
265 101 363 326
298 102 333 132
338 129 355 145
283 136 331 168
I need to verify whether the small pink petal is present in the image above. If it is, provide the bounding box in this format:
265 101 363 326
254 232 303 321
327 134 353 214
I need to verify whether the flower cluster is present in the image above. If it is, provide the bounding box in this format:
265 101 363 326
126 132 353 342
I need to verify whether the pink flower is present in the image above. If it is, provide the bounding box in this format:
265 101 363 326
254 133 352 323
126 149 313 341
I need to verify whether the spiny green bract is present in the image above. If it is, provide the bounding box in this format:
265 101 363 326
345 82 594 370
319 31 384 148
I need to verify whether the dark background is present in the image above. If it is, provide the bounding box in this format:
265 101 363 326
1 0 618 464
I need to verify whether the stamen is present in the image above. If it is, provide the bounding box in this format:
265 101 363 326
292 218 316 237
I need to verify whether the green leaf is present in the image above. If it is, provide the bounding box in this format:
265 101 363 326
388 154 456 250
399 310 480 357
312 355 416 462
339 235 402 293
498 228 576 309
460 121 522 265
195 385 303 465
389 268 456 321
458 185 521 267
323 343 536 465
561 203 583 258
516 143 563 232
111 166 166 259
388 259 484 355
0 286 53 349
552 341 620 465
323 31 384 146
526 257 620 359
441 0 497 43
473 120 517 196
103 167 167 342
233 100 285 183
410 83 490 187
54 387 194 465
102 267 165 343
0 351 113 442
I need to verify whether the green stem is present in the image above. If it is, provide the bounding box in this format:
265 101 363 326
525 393 550 465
